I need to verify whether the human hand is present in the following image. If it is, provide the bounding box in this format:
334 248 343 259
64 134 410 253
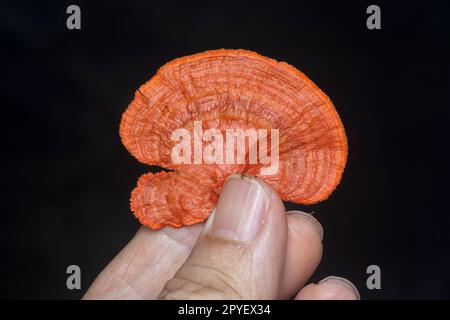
84 174 359 300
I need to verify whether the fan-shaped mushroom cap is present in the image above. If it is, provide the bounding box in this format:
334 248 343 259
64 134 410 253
120 49 347 229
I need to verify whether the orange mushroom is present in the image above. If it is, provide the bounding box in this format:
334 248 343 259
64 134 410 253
120 49 347 229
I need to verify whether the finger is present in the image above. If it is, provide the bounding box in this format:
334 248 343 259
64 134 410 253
295 276 360 300
159 174 287 299
278 211 323 299
83 223 203 299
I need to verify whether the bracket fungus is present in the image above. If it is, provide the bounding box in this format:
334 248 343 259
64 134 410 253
120 49 347 229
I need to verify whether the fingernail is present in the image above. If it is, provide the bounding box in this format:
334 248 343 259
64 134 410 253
210 174 270 243
319 276 361 300
287 211 324 241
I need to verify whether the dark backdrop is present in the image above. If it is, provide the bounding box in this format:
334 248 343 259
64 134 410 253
1 0 449 299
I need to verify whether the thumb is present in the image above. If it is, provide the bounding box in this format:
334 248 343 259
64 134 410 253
159 174 287 299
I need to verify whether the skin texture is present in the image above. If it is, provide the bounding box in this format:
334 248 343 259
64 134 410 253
84 175 359 300
120 49 348 229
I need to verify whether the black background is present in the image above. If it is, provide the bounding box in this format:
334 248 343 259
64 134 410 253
1 0 449 299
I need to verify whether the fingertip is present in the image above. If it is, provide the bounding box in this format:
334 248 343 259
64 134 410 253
286 211 323 242
295 277 360 300
278 211 323 299
318 276 360 300
161 223 204 248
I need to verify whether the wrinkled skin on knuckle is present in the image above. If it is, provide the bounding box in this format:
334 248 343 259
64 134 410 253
158 239 259 299
159 262 244 300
